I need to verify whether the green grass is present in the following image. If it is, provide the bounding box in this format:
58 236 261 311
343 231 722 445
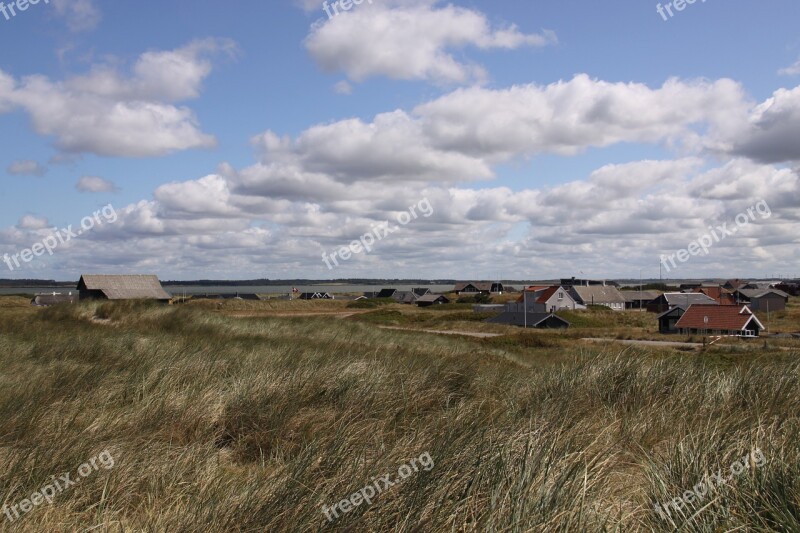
0 298 798 531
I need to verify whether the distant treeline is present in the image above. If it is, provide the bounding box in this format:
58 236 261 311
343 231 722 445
162 279 462 287
0 279 74 288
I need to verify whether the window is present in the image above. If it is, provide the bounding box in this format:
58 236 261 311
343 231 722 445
558 292 564 301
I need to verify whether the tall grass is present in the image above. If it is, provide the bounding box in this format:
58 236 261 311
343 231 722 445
0 299 797 531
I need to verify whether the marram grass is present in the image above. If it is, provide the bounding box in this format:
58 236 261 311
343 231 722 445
0 298 797 532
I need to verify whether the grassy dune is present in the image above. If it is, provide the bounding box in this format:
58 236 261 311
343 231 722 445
0 297 798 531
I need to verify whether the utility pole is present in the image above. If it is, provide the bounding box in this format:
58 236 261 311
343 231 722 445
524 288 528 329
640 269 643 312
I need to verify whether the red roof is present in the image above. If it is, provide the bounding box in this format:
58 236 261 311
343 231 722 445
675 305 763 331
516 286 557 303
693 287 737 305
535 286 560 304
517 285 549 303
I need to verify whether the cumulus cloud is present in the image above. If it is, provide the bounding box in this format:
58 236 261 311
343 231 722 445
306 0 556 84
76 175 118 193
0 39 234 158
4 70 800 279
7 160 47 177
722 85 800 163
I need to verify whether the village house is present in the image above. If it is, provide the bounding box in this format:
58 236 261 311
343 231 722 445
674 304 765 337
568 285 626 311
77 275 172 302
416 294 451 307
514 286 585 313
657 306 687 334
392 291 419 304
621 290 661 310
299 292 334 300
646 292 718 313
731 288 789 313
453 282 505 295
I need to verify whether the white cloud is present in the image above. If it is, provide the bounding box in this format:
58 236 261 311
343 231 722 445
306 0 556 85
333 80 353 94
50 0 101 32
779 58 800 76
7 160 47 177
721 85 800 163
18 215 50 230
76 175 118 193
0 39 234 158
4 69 800 279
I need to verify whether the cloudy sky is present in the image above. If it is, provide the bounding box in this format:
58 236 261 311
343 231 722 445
1 0 799 281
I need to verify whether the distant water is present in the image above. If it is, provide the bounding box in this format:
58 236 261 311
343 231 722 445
162 284 460 297
0 284 460 297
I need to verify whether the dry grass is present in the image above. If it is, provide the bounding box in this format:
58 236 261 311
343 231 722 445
0 298 798 532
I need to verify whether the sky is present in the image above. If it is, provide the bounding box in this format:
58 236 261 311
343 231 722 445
1 0 799 281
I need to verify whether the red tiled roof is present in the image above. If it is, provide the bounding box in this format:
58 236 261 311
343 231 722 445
535 286 560 304
516 286 549 302
693 287 737 304
675 304 763 331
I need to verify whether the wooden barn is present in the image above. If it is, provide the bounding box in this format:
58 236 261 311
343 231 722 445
77 275 172 302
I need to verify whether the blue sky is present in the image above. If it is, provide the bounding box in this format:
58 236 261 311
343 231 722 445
1 0 799 280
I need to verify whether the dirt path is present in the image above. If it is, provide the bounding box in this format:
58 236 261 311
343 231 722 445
582 338 702 348
224 311 366 318
378 326 502 338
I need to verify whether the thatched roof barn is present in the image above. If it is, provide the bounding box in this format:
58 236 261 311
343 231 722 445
77 275 172 302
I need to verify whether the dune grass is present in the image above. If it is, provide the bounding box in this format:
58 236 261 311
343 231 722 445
0 298 798 531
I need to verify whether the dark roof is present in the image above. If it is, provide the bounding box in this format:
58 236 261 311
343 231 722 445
78 275 171 300
299 292 334 299
377 288 398 298
392 291 418 303
485 312 570 328
723 279 748 289
734 288 790 300
660 293 718 307
620 290 661 302
675 304 764 331
417 294 450 303
656 306 686 320
412 288 432 297
454 282 502 292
